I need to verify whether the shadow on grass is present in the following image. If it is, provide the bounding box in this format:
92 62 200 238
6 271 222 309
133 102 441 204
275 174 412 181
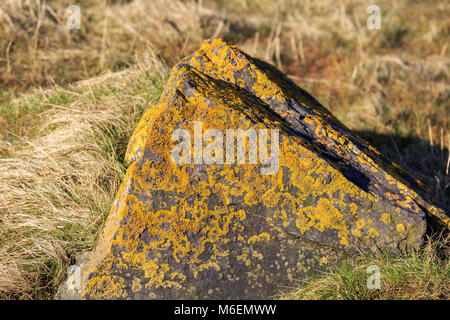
355 130 450 214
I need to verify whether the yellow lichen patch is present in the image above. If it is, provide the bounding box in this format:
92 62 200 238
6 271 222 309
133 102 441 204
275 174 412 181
84 274 126 299
248 232 271 245
351 229 362 237
380 213 391 224
349 203 359 216
319 256 329 266
397 224 406 232
125 105 161 165
367 228 379 238
261 187 281 208
251 250 264 260
356 219 365 229
295 197 350 247
237 250 251 267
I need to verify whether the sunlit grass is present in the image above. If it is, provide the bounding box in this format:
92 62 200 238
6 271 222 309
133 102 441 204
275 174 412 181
280 234 449 300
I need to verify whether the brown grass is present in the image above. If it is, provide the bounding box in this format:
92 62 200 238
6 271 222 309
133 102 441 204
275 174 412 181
0 0 257 91
0 56 166 298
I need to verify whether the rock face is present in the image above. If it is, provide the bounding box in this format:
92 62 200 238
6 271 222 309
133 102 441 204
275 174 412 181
60 38 448 299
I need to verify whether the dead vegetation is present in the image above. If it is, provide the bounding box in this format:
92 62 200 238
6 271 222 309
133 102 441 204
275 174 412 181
0 57 166 298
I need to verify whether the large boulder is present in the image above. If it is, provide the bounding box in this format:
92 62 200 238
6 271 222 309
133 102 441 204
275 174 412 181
60 38 448 300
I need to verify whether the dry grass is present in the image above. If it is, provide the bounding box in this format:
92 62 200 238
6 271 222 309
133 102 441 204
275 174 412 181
0 0 448 299
0 0 256 91
0 56 166 298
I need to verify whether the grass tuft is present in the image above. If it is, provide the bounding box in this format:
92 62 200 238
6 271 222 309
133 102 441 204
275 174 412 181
280 234 449 300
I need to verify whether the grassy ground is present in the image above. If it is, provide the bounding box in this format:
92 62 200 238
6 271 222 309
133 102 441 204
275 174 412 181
279 234 449 300
0 0 448 299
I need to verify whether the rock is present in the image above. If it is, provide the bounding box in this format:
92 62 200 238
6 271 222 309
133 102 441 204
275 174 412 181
59 38 448 300
56 252 91 300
